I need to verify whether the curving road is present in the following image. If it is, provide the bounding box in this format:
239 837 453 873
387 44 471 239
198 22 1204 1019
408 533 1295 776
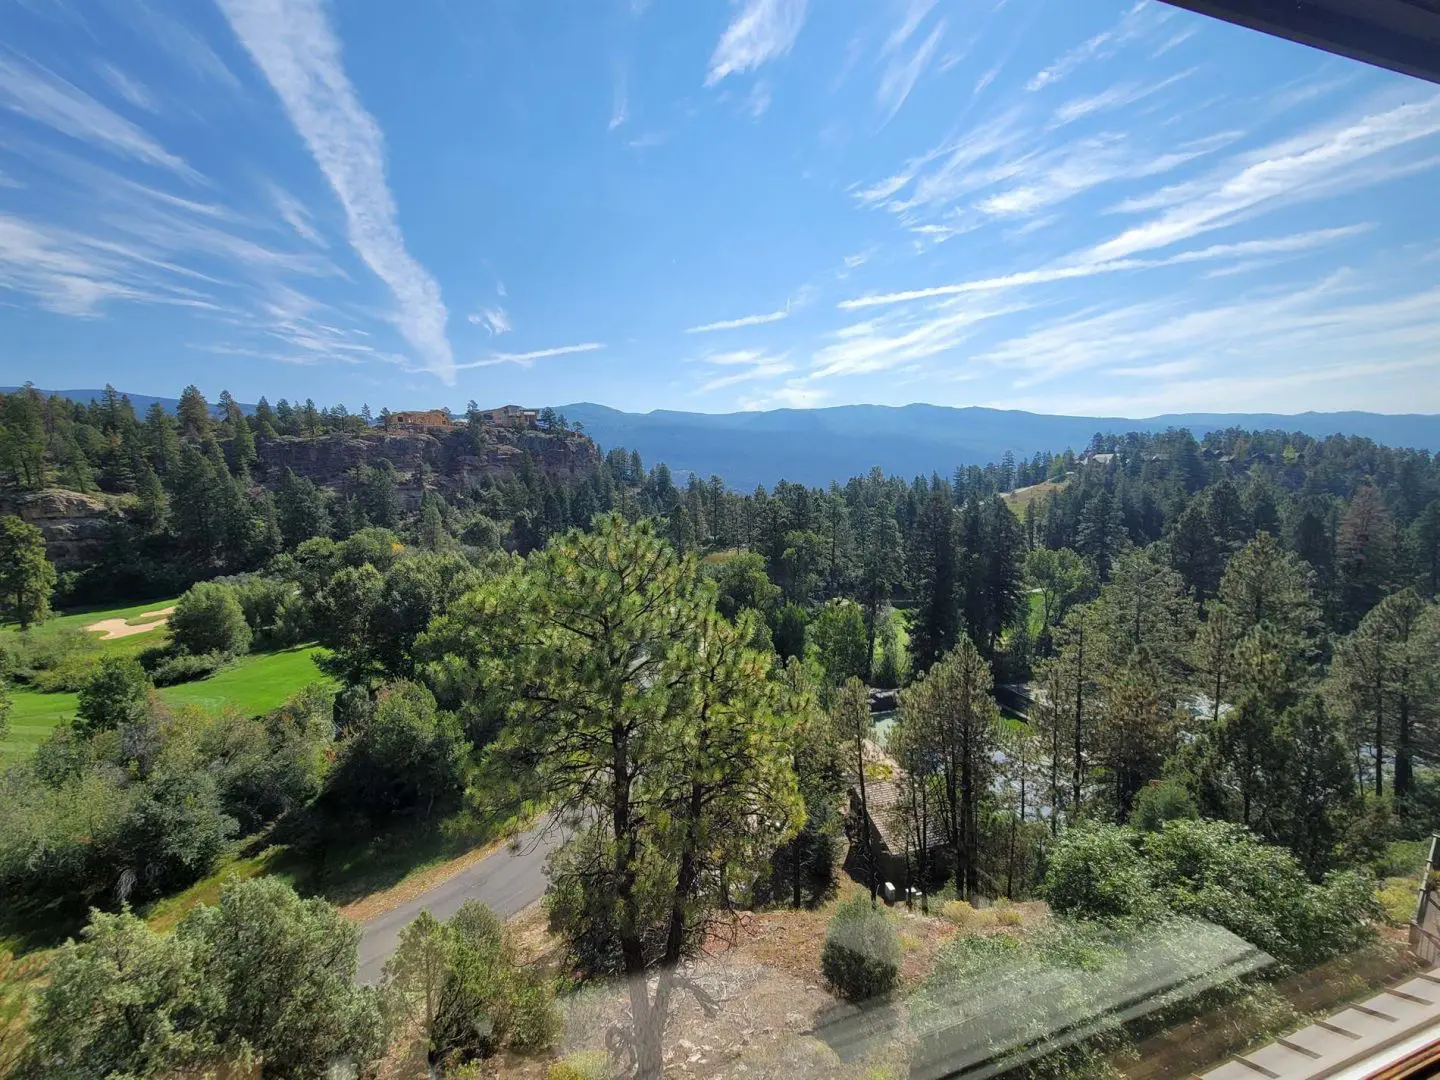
355 821 563 984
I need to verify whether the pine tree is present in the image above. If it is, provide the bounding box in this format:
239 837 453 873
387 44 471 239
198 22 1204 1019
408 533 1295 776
910 484 960 672
176 385 212 441
0 516 56 629
1337 486 1399 629
902 636 999 901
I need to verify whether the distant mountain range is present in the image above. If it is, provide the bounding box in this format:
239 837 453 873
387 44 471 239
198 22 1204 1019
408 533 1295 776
9 389 1439 490
555 403 1440 489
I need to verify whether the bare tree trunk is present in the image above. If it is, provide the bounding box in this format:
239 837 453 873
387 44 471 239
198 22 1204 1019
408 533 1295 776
857 727 877 904
1071 619 1086 819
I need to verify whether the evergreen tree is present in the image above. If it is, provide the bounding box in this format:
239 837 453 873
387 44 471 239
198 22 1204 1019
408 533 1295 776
910 484 960 672
1337 486 1399 628
276 468 330 548
902 636 999 901
0 515 56 629
142 402 181 475
176 385 212 441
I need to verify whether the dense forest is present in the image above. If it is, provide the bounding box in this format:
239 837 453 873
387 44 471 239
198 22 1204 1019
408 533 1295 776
2 381 1440 1078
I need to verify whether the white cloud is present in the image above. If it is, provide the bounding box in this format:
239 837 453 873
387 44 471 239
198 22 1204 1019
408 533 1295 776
218 0 457 383
738 379 828 410
467 306 512 335
459 342 605 369
976 270 1440 394
609 66 628 130
0 56 198 179
809 294 1021 381
706 0 808 86
1087 94 1440 263
884 0 938 54
0 210 229 316
1025 2 1161 92
877 19 944 122
685 307 789 333
693 349 794 392
1052 70 1193 125
135 0 244 91
267 182 326 246
95 63 157 113
746 80 772 119
840 225 1370 309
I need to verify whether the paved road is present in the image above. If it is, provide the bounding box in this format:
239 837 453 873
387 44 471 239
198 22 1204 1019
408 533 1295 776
355 821 562 984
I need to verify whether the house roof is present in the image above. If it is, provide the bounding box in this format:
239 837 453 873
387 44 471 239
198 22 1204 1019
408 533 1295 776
1159 0 1440 84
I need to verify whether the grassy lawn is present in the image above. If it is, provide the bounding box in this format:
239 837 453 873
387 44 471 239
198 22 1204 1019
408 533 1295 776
1001 477 1069 514
0 596 180 640
3 629 332 763
3 688 82 761
158 646 332 715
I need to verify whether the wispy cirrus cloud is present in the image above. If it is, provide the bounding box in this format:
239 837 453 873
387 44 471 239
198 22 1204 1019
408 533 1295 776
0 55 199 179
134 0 244 92
468 306 512 335
94 62 158 113
706 0 808 86
267 182 326 246
877 19 944 122
840 225 1370 308
1087 93 1440 262
737 379 828 410
459 342 605 369
1052 70 1194 125
1025 1 1165 92
685 306 789 333
692 347 795 392
977 272 1440 400
218 0 458 383
609 65 628 130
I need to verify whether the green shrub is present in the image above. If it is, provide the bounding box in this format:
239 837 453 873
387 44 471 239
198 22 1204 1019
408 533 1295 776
995 905 1024 928
547 1050 611 1080
149 650 228 686
325 681 469 822
75 655 153 736
820 896 901 1003
170 581 252 657
6 626 101 691
1129 780 1198 832
1043 824 1162 922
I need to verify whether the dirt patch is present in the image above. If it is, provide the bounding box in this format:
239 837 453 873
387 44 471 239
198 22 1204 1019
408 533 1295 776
85 606 174 640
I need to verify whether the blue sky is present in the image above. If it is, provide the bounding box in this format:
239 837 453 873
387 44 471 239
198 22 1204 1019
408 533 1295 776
2 0 1438 417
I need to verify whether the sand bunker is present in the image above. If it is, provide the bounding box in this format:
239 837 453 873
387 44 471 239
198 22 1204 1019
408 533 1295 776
86 606 175 640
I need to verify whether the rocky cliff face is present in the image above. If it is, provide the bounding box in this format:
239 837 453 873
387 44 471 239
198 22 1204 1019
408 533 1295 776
0 488 115 570
255 426 599 504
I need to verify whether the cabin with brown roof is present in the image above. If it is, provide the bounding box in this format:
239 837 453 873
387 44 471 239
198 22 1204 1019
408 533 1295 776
473 404 539 429
386 409 456 433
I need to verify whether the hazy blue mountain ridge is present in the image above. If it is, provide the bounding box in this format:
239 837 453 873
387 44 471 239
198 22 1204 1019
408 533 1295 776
9 389 1438 490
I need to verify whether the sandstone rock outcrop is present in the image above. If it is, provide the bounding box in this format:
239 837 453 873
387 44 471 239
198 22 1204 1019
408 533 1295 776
0 488 116 570
254 427 599 506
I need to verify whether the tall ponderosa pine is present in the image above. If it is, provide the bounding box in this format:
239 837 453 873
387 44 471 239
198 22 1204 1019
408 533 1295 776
910 483 960 672
445 515 801 1079
0 515 56 629
901 636 999 901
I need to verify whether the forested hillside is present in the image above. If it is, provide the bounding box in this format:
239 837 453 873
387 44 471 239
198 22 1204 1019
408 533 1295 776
3 381 1440 1078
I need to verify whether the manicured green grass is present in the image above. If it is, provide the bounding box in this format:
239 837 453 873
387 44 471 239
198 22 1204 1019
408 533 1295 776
159 646 332 716
0 596 180 640
1026 590 1046 638
3 646 332 763
3 688 81 760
